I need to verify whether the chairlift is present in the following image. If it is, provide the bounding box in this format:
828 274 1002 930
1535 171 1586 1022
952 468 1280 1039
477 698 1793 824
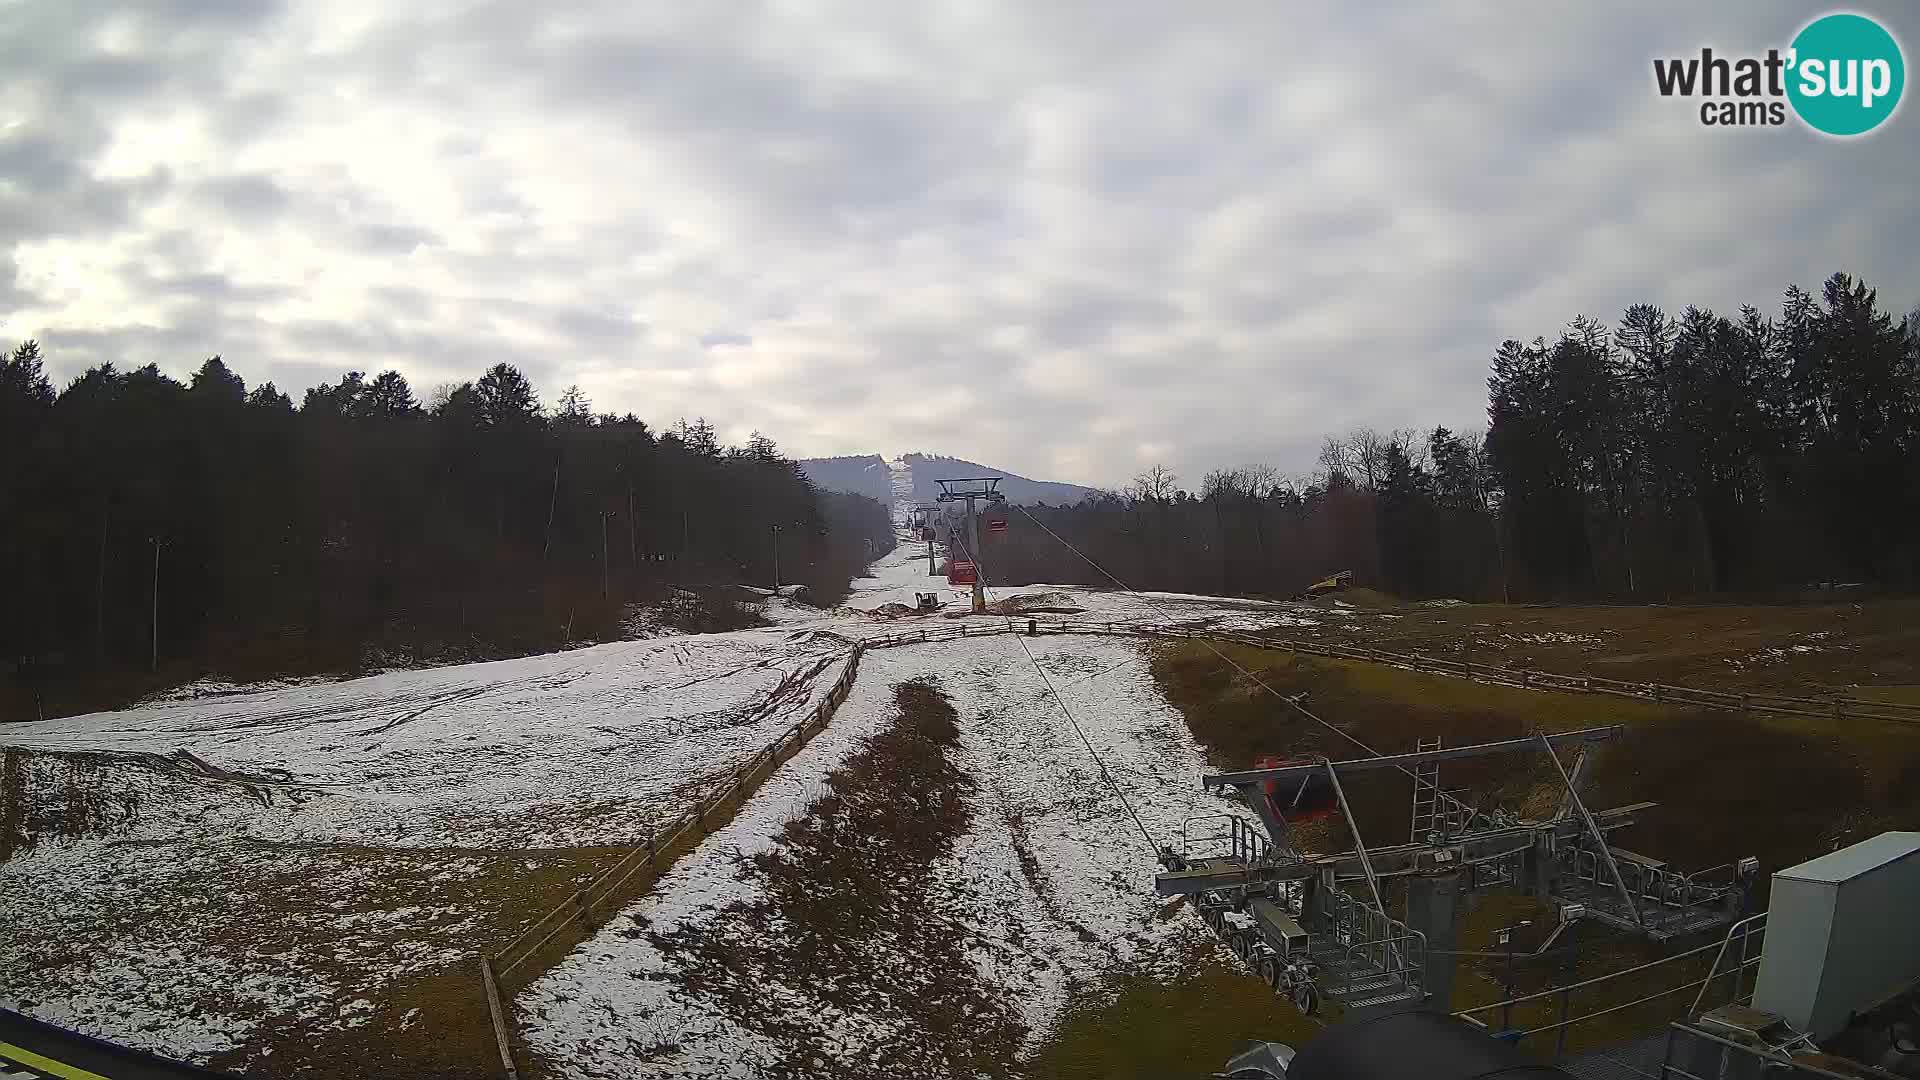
948 560 978 587
1254 755 1339 823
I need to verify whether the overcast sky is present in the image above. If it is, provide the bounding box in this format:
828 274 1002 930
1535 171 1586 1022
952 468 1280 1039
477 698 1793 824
4 2 1915 487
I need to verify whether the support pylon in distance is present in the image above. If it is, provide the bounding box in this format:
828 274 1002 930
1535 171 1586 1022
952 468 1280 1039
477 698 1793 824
933 477 1005 614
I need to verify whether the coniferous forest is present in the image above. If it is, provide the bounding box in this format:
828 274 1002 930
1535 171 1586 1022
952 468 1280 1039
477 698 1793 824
0 355 892 720
4 271 1915 719
986 273 1919 602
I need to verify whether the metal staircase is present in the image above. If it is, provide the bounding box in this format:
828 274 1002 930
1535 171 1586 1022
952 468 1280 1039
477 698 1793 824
1307 886 1426 1012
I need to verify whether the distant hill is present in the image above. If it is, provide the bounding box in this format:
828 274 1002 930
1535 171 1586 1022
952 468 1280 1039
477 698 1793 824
797 453 1102 507
794 455 893 502
902 453 1100 506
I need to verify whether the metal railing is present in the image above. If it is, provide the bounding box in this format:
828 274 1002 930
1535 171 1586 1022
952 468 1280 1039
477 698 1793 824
1179 812 1278 866
1319 886 1426 999
1563 845 1737 915
1688 914 1767 1016
1653 1020 1841 1080
1455 926 1765 1059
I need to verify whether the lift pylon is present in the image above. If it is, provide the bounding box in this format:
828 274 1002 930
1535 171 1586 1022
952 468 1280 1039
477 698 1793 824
933 477 1005 614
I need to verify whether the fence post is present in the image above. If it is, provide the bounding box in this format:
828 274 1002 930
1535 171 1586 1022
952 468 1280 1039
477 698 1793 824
479 955 520 1080
1554 984 1573 1059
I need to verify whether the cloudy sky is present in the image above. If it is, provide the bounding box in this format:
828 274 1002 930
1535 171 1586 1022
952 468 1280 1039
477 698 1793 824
4 2 1915 487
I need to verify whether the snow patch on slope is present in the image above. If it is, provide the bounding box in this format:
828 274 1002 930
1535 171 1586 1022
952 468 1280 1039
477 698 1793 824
518 635 1248 1076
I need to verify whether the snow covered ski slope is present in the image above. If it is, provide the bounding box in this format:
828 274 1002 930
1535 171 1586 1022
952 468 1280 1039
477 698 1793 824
0 627 857 1067
0 523 1324 1075
516 632 1259 1078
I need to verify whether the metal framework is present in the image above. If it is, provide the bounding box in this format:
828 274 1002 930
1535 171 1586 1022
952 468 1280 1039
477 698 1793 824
1159 726 1760 1020
933 477 1006 614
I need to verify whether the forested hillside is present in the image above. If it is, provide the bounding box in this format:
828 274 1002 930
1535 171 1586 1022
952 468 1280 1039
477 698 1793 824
0 356 892 720
985 273 1919 601
794 454 894 502
902 453 1100 505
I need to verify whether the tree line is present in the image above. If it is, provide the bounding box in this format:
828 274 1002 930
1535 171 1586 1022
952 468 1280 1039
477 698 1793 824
982 273 1918 601
0 352 892 720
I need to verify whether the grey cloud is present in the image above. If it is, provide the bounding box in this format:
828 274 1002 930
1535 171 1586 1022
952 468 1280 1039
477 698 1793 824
196 174 292 219
352 223 439 254
8 0 1919 486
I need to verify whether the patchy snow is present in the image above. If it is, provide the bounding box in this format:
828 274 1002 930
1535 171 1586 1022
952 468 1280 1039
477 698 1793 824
517 633 1249 1077
138 674 344 704
0 625 858 1064
1509 631 1607 646
1 628 854 850
619 605 685 640
843 536 1319 638
2 516 1325 1071
1726 632 1853 669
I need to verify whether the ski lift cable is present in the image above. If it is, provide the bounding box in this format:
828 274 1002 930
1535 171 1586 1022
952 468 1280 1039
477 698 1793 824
968 542 1162 855
1008 503 1442 793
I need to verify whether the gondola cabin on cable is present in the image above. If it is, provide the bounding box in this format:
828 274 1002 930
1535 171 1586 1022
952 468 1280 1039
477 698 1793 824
984 507 1009 534
1254 755 1339 823
920 526 936 542
947 560 978 587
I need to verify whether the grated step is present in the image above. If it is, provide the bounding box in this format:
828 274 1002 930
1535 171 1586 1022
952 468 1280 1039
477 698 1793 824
1344 985 1424 1010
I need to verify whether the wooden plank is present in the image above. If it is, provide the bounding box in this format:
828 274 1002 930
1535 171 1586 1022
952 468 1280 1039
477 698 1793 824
479 955 521 1080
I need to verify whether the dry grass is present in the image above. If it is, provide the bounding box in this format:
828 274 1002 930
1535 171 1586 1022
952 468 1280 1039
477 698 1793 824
1281 596 1920 693
1028 939 1320 1080
586 679 1026 1080
197 844 617 1079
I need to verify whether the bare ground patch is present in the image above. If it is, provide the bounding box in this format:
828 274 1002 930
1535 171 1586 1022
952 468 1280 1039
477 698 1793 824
616 679 1028 1080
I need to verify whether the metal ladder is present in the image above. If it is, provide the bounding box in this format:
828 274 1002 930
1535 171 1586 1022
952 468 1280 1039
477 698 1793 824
1409 736 1442 841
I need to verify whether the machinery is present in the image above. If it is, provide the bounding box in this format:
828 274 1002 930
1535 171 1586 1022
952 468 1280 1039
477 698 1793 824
1159 728 1761 1019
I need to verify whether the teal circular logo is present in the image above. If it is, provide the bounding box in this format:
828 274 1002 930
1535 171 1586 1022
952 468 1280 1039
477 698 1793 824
1787 13 1905 136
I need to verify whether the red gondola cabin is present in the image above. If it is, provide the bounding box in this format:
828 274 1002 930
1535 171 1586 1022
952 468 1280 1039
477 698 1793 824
947 560 978 587
1253 754 1339 823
